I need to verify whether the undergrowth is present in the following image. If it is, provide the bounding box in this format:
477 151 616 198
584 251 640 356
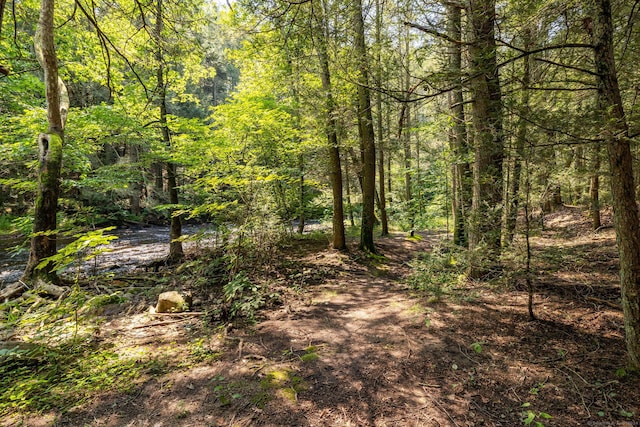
0 288 159 415
407 242 468 302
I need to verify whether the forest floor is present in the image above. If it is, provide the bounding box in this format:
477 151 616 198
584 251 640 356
3 206 640 426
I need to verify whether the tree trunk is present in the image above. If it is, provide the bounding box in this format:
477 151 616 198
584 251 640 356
375 0 389 236
467 0 504 275
22 0 69 284
154 163 164 194
297 154 305 234
447 3 470 247
0 0 5 35
354 0 376 253
401 103 413 231
155 0 183 263
591 0 640 369
318 40 344 250
0 0 7 76
345 156 355 227
129 143 142 216
315 3 346 249
589 143 601 230
502 29 532 248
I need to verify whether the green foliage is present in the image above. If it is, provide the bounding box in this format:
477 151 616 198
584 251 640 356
0 287 156 414
521 403 552 427
0 339 159 414
223 273 268 321
37 227 118 275
407 244 468 302
470 341 486 354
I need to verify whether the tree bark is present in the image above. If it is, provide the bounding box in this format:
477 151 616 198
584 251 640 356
22 0 69 284
297 154 305 234
589 143 601 230
375 0 389 236
155 0 183 263
502 28 532 248
0 0 7 76
467 0 504 275
129 143 142 216
0 0 6 45
446 3 470 247
591 0 640 369
354 0 376 253
315 1 345 249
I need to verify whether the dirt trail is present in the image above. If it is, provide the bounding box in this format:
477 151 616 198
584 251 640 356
16 224 640 426
57 233 462 427
246 234 445 426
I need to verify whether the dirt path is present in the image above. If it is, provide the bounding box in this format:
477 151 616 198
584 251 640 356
12 225 640 426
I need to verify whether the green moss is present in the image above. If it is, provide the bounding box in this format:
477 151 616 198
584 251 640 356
279 387 297 402
300 352 319 362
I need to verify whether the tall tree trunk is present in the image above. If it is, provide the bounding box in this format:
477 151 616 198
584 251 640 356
345 156 355 227
0 0 7 76
502 29 532 247
297 154 305 234
129 143 142 216
354 0 376 253
22 0 69 284
447 3 470 247
375 0 389 236
467 0 504 275
400 16 414 232
314 2 345 249
154 163 164 194
591 0 640 369
402 103 413 231
155 0 183 263
0 0 5 36
589 143 601 230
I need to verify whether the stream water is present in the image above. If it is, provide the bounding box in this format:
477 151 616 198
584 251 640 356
0 225 219 285
0 221 326 286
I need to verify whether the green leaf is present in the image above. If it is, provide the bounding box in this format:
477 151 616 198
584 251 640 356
620 409 634 418
522 410 535 425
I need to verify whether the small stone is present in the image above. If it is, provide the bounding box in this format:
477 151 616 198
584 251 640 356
155 291 190 313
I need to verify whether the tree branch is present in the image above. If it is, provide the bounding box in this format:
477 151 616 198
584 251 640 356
404 21 470 45
74 0 150 99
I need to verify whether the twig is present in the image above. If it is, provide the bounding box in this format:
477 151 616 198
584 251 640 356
457 344 479 364
565 369 590 417
419 382 442 388
425 393 461 427
149 311 205 316
585 296 620 309
131 319 188 329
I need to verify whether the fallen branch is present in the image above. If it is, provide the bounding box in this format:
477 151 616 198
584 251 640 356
131 319 189 329
0 282 26 300
149 311 205 316
585 296 620 309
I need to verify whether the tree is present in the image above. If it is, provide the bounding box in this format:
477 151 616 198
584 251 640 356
22 0 69 284
501 27 532 248
313 0 346 250
374 0 389 236
153 0 184 263
354 0 376 253
466 0 504 274
446 3 470 247
590 0 640 369
589 143 601 230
